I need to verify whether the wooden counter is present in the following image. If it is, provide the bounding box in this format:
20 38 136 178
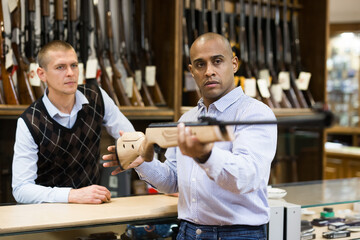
0 194 178 237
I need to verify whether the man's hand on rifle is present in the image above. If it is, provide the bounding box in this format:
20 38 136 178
177 123 214 163
102 131 145 175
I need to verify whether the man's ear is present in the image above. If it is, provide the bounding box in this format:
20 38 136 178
37 67 46 83
188 64 194 77
232 56 239 73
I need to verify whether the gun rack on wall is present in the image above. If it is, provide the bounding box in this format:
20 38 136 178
0 0 327 121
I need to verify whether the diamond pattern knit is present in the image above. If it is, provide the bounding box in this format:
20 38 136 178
20 84 104 188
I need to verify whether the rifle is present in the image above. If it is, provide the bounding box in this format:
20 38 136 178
246 0 269 105
54 0 65 41
11 0 36 104
0 0 19 104
118 0 144 107
254 0 278 108
67 0 78 48
93 0 120 106
270 0 292 108
25 0 45 99
40 0 51 46
182 0 201 106
79 0 90 67
199 0 208 35
139 0 166 106
290 0 315 107
113 110 334 170
210 0 217 33
105 1 131 106
282 0 308 108
274 0 300 108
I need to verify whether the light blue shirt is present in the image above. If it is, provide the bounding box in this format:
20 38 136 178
135 87 277 226
12 87 135 204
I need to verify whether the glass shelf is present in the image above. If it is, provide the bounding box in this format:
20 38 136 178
272 178 360 208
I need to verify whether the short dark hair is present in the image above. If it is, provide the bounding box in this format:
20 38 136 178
37 40 75 69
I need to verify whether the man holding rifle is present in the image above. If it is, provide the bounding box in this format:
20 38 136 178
12 40 134 204
104 33 277 239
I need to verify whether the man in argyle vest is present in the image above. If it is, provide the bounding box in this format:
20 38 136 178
12 40 134 204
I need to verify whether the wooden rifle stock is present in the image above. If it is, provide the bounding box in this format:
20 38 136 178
93 0 120 106
105 10 131 106
68 0 77 48
115 124 234 170
40 0 51 45
11 1 36 104
54 0 65 41
0 0 19 104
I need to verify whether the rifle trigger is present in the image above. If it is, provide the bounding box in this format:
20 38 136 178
197 116 220 125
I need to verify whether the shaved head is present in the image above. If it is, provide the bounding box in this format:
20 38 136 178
189 32 233 63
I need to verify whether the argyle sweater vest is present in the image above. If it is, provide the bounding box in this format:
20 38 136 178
20 84 104 188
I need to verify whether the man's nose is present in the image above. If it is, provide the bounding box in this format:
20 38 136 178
66 66 74 76
205 64 215 76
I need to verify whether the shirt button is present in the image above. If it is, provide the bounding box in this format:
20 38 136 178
205 168 209 172
192 178 196 182
195 218 198 223
196 229 202 235
192 198 196 202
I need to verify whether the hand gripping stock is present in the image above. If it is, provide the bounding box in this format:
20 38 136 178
115 124 234 171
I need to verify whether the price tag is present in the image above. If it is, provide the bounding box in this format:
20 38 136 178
296 71 311 90
29 63 41 86
259 69 271 87
257 79 270 98
5 49 14 69
78 63 84 84
244 78 256 97
85 58 98 79
145 65 156 86
106 66 112 83
125 77 133 98
135 70 142 90
184 71 198 91
270 84 283 103
278 71 290 90
8 0 17 13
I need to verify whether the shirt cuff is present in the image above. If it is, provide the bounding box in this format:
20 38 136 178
197 147 222 178
55 187 72 203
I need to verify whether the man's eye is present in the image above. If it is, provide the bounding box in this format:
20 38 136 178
56 66 64 70
196 63 205 68
214 59 222 65
71 64 78 68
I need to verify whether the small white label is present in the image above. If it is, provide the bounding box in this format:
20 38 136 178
109 175 118 188
184 71 198 91
5 49 14 69
270 84 283 103
8 0 17 13
85 58 98 79
125 77 133 98
278 71 290 90
145 65 156 86
257 79 270 98
106 66 113 83
29 63 41 86
78 63 84 84
259 69 271 87
296 71 311 90
135 70 142 90
244 78 256 97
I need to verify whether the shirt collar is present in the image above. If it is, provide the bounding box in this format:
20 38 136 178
197 87 244 112
42 88 89 118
